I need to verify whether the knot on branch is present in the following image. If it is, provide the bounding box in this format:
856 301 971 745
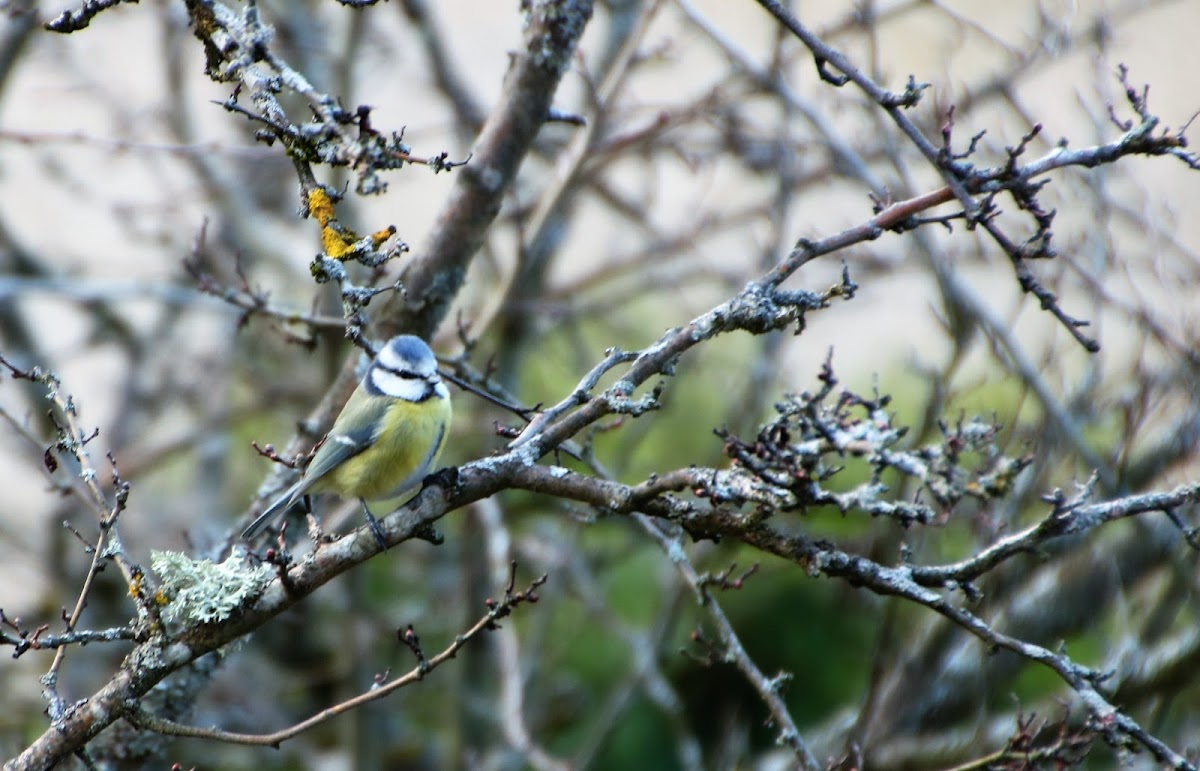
715 271 855 336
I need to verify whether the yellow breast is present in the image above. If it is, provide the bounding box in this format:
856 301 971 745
315 396 451 502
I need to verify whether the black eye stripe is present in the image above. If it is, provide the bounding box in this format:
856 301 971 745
377 365 426 379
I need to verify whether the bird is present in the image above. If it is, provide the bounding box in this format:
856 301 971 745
242 335 452 547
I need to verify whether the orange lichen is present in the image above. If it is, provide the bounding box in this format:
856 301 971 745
370 225 397 248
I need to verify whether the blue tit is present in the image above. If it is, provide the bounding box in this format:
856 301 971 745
242 335 452 544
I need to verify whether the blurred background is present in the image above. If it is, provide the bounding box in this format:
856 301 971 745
1 0 1199 768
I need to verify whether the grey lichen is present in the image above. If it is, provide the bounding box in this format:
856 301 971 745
151 551 273 626
521 0 593 74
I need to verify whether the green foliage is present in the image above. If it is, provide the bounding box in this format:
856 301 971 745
590 698 683 770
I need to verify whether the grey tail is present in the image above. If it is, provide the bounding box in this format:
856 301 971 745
241 480 305 540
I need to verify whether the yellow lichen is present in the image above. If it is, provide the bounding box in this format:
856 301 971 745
307 188 360 260
321 222 360 260
307 188 400 262
306 187 337 226
127 570 143 599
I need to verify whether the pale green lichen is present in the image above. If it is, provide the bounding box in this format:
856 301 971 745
151 551 272 625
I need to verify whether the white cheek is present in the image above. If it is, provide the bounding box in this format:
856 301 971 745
434 381 449 399
370 369 426 400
